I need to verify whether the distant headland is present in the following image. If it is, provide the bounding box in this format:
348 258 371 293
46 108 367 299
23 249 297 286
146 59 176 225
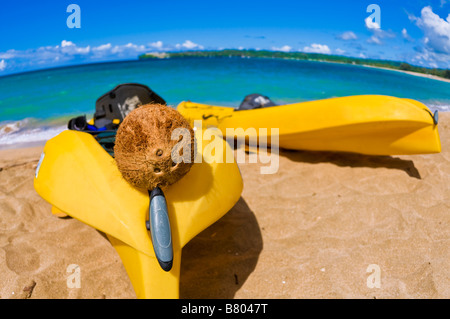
139 49 450 82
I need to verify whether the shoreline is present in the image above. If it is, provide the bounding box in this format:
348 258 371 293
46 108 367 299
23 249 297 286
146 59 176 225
312 58 450 84
360 63 450 83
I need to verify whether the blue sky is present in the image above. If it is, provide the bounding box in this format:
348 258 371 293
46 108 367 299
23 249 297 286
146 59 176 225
0 0 449 75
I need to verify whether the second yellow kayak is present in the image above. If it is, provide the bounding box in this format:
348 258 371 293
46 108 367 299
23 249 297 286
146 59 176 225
177 95 441 155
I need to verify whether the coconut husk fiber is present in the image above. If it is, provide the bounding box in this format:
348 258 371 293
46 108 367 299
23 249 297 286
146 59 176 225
114 103 195 190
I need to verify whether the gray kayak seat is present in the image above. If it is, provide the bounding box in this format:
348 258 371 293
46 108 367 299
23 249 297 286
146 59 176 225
237 93 277 111
94 83 166 126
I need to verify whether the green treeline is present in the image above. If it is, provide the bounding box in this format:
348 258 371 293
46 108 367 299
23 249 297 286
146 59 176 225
139 49 450 80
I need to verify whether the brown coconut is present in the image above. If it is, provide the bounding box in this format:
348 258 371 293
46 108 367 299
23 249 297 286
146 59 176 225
114 103 195 190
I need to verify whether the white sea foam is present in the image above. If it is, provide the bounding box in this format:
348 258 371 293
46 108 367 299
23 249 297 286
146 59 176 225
0 119 66 149
427 104 450 112
0 118 31 135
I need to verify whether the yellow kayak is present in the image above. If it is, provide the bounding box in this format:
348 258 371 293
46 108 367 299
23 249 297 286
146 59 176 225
34 129 243 298
177 95 441 155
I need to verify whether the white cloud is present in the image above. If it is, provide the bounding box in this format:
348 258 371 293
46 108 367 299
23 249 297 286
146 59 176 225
407 6 450 68
272 45 292 52
365 17 380 30
413 45 450 68
111 43 146 55
90 43 113 59
1 39 220 74
302 43 331 54
413 6 450 54
61 40 74 47
0 40 155 73
367 35 382 44
123 43 146 51
176 40 204 50
365 29 395 45
150 41 164 49
338 31 357 40
76 46 91 54
60 41 91 55
401 28 414 42
183 40 197 49
93 43 112 51
335 48 345 55
0 50 16 59
364 15 395 46
401 28 408 37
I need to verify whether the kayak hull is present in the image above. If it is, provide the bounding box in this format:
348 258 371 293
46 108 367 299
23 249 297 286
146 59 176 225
177 95 441 155
108 235 182 299
34 129 243 298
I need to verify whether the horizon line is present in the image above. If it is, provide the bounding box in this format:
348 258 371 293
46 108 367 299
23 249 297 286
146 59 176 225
1 48 448 79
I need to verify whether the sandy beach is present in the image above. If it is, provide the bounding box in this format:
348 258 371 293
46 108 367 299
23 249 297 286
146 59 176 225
0 113 449 299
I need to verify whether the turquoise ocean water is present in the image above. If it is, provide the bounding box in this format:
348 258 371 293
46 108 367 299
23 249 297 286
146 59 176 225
1 57 450 149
